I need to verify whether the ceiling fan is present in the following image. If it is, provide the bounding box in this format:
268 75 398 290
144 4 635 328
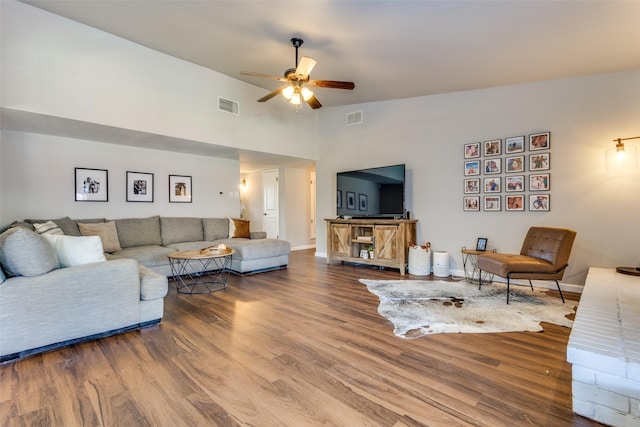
241 38 355 110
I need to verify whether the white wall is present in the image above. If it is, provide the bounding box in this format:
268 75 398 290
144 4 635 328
0 130 240 224
316 69 640 286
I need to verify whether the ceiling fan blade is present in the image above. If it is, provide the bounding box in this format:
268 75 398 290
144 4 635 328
257 86 286 103
295 56 317 80
241 71 288 82
306 94 322 109
307 79 355 90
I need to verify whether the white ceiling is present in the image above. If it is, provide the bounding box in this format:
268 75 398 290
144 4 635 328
14 0 640 170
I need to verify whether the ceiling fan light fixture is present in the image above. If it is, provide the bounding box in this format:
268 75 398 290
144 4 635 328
301 86 314 101
290 92 301 105
282 85 294 100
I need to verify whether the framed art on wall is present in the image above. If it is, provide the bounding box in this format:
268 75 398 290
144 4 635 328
169 175 192 203
126 171 154 202
484 195 501 211
484 158 501 174
464 178 480 194
505 175 524 192
530 173 550 191
484 139 501 156
530 153 550 171
530 194 550 211
464 142 481 158
358 193 368 211
337 190 342 209
75 167 108 202
464 160 480 176
506 195 525 211
463 196 480 211
529 132 550 151
506 155 525 173
484 177 500 193
505 136 525 153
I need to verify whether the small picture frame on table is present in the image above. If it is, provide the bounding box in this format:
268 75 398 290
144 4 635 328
126 171 154 202
529 132 550 151
476 238 488 251
463 196 480 211
169 175 192 203
75 167 108 202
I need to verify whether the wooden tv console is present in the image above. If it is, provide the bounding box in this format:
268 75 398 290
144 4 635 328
325 218 417 276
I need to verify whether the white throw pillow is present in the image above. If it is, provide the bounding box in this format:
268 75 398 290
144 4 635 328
43 234 107 268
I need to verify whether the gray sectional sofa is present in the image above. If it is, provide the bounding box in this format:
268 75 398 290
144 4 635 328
0 215 290 362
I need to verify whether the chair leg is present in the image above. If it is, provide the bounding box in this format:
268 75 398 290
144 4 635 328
555 280 565 303
528 279 534 291
507 276 510 304
478 269 482 290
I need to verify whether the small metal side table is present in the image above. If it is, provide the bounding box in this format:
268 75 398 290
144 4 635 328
461 248 494 285
168 248 234 294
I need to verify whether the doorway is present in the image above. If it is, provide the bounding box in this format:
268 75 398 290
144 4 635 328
262 169 279 239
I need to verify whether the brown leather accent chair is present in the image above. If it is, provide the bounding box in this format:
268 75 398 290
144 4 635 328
477 227 577 304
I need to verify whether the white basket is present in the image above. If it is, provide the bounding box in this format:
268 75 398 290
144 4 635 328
408 246 431 276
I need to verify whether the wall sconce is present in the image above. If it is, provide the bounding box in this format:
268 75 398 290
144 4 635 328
606 137 638 171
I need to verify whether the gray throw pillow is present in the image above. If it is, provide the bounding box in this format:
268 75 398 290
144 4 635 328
115 216 162 248
161 217 203 245
0 227 59 277
203 218 229 241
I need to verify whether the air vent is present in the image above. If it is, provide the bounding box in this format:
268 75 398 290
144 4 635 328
218 97 239 115
346 110 363 126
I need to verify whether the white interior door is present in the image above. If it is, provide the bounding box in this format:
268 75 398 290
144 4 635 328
262 169 279 239
310 171 316 239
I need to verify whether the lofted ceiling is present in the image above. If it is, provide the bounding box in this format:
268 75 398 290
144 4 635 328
14 0 640 170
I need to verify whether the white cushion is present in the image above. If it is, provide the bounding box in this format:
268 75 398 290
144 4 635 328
43 234 107 268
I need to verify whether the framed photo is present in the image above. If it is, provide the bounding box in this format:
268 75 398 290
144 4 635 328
464 142 481 159
505 155 525 173
75 167 108 202
484 158 501 175
505 136 525 153
346 191 356 210
476 237 488 251
484 195 501 211
529 132 550 151
505 175 524 192
126 171 154 202
358 193 368 211
337 190 342 209
484 139 501 156
530 173 550 191
530 153 550 171
484 177 500 193
506 195 525 211
463 196 480 211
530 194 550 211
464 178 480 194
169 175 192 203
464 160 480 176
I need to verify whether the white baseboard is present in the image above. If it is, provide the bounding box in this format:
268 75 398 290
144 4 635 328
291 244 316 251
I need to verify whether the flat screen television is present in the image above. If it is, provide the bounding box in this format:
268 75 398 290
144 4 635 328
336 164 405 218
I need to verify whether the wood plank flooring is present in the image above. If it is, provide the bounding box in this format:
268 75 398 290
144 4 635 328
0 249 603 426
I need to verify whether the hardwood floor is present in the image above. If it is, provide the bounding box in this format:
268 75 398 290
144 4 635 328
0 249 602 426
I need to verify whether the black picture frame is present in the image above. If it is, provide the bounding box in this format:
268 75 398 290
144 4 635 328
476 237 488 251
126 171 154 202
75 167 108 202
337 190 342 209
169 175 192 203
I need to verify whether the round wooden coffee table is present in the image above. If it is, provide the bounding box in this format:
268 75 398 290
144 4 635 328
168 248 234 294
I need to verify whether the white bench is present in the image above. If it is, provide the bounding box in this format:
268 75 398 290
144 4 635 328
567 267 640 426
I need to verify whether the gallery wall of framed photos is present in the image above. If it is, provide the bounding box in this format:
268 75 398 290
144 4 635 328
463 131 551 212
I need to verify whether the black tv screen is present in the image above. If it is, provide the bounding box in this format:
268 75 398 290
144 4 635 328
336 164 405 218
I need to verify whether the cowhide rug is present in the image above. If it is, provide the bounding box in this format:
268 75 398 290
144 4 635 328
359 279 576 338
